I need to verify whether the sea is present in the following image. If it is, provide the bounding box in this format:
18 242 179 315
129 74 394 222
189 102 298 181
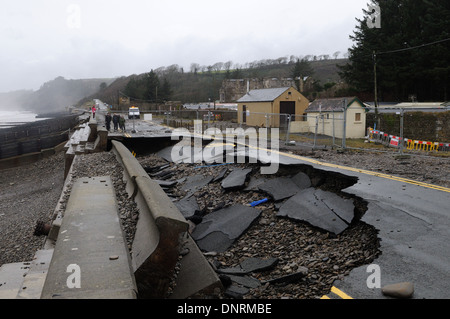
0 110 47 129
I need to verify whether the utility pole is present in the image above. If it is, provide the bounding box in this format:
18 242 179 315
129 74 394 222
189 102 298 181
373 51 379 116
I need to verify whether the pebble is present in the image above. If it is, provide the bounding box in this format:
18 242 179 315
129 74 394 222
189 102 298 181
382 282 414 299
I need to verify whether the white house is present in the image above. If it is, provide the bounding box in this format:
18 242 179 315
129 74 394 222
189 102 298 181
304 97 368 139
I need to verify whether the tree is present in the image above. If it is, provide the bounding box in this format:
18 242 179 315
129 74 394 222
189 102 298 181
190 63 200 74
123 70 162 101
339 0 450 102
291 58 314 91
159 78 173 101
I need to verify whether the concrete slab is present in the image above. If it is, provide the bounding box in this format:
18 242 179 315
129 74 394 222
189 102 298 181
258 177 301 201
17 249 54 299
221 168 252 190
277 188 352 235
0 262 30 299
191 204 261 252
169 235 223 299
41 176 137 299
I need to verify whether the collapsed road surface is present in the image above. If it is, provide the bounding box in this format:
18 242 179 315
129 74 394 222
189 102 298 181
136 135 450 299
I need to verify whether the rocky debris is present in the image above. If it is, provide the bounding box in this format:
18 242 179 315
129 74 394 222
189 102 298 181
137 151 382 299
262 267 309 285
217 257 279 275
382 282 414 299
225 275 261 289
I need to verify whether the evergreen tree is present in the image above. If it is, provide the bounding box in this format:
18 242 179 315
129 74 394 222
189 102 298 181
291 58 314 91
339 0 450 102
160 78 173 101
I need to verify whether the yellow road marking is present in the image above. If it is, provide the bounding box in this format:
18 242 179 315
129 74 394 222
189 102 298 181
330 286 353 299
321 286 353 299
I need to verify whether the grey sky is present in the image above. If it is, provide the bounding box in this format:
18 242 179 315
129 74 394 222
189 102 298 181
0 0 370 93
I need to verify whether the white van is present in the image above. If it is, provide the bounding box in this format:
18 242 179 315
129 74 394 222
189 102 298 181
128 106 140 119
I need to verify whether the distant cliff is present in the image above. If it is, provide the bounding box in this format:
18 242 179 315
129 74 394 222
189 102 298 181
0 76 115 113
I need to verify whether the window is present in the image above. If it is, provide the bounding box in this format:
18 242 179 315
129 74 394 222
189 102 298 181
355 113 361 122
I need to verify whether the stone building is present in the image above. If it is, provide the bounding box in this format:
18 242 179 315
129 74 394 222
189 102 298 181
220 77 309 103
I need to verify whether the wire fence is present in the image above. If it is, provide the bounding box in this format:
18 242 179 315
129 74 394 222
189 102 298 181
144 106 450 154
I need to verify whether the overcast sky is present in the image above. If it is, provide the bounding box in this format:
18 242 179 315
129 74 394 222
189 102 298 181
0 0 370 93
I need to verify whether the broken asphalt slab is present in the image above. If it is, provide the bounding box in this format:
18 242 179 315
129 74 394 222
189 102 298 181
181 174 213 192
174 195 199 219
258 177 301 201
255 172 311 201
221 168 252 190
191 204 261 252
277 188 355 235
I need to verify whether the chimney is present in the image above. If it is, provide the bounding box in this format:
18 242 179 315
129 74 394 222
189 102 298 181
247 80 250 94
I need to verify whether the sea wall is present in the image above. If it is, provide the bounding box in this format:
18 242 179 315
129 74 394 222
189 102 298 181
0 113 86 161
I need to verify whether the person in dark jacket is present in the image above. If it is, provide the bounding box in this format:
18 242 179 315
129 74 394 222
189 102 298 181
119 115 126 132
105 113 112 131
112 113 119 131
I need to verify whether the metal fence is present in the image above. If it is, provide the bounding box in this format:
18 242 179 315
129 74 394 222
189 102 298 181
148 106 450 153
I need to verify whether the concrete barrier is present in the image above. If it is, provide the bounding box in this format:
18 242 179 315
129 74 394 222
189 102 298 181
112 140 190 298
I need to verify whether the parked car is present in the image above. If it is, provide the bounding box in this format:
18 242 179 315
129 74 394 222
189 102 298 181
128 106 140 119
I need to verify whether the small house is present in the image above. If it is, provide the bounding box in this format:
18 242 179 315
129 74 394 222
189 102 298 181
236 87 309 128
305 97 368 139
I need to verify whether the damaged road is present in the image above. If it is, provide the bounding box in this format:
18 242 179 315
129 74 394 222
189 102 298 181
136 137 450 299
137 140 381 299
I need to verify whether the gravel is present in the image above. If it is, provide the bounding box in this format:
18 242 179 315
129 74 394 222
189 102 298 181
0 152 65 266
0 145 448 299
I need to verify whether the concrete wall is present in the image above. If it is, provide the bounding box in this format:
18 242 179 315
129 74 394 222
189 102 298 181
290 121 310 133
0 114 82 160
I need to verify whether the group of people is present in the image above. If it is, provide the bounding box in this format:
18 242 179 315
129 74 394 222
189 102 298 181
105 113 126 132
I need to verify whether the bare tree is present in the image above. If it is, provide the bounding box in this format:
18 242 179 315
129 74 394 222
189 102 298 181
333 51 341 59
224 61 233 71
190 63 200 74
212 62 224 72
